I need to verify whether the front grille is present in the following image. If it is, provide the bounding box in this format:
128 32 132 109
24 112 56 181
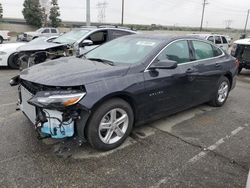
23 33 27 38
21 80 57 95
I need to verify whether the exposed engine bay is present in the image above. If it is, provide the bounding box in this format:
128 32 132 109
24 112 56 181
18 45 74 70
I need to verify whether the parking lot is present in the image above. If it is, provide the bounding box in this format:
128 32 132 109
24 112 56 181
0 68 249 187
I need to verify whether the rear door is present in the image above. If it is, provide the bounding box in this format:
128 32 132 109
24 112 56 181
142 40 199 118
51 28 59 35
190 40 225 103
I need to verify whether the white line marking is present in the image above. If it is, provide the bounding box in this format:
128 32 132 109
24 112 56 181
188 126 245 164
151 124 249 188
0 102 16 107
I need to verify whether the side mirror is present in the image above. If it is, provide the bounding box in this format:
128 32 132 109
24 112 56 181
79 40 93 47
149 59 178 70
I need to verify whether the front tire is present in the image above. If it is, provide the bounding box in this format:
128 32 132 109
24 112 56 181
86 98 134 151
8 53 19 69
209 76 230 107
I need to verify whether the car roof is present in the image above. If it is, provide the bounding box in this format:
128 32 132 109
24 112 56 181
76 26 137 33
125 34 205 42
234 38 250 45
189 33 227 38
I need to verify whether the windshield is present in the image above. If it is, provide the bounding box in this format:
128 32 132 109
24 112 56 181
85 37 161 65
53 29 90 44
36 28 44 33
28 37 47 44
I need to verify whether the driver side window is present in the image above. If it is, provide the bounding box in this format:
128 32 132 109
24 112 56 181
157 40 190 64
86 31 108 45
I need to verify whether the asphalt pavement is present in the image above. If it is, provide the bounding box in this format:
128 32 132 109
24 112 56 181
0 68 250 188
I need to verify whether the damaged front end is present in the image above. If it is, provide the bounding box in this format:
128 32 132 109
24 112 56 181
18 80 90 142
18 45 74 70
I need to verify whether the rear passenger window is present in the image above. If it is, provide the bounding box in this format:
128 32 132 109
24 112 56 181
215 36 222 44
192 41 214 60
110 30 132 40
51 29 57 33
222 36 228 44
157 40 190 64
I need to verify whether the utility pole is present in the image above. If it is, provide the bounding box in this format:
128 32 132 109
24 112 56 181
86 0 91 26
97 1 108 23
121 0 124 25
243 9 250 33
200 0 208 32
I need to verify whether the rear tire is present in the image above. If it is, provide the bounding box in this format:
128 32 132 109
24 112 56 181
209 76 230 107
8 53 19 69
86 98 134 151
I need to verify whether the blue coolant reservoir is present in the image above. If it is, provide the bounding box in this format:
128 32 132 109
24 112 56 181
41 109 74 139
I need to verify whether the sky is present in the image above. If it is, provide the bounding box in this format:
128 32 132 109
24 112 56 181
1 0 250 29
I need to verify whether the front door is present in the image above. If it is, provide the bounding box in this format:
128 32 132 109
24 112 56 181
142 40 198 119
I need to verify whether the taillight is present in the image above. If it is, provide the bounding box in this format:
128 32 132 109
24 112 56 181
235 59 240 67
7 32 11 36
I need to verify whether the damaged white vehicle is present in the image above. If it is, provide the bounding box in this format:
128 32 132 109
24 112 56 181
15 26 136 69
0 42 26 68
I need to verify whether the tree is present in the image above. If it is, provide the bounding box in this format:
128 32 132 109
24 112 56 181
22 0 43 27
0 3 3 19
49 0 61 27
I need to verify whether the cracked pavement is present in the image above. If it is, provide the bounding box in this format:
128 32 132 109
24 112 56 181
0 67 250 188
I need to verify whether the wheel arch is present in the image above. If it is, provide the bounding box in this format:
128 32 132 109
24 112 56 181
90 92 138 121
82 92 138 142
224 72 233 90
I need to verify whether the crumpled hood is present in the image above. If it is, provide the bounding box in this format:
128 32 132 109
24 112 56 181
0 42 26 50
20 57 130 87
17 41 65 52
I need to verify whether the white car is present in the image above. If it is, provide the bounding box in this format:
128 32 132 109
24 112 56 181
0 42 26 68
0 30 11 44
17 27 60 42
0 36 58 69
190 34 229 51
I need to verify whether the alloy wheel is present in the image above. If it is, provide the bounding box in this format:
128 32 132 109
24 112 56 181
98 108 129 144
217 81 229 103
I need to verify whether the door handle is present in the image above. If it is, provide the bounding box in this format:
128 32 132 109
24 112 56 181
186 68 194 74
215 63 221 67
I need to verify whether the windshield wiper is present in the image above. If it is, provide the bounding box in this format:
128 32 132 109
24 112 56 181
88 58 114 66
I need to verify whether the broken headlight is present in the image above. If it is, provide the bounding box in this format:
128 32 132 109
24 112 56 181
28 90 86 109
